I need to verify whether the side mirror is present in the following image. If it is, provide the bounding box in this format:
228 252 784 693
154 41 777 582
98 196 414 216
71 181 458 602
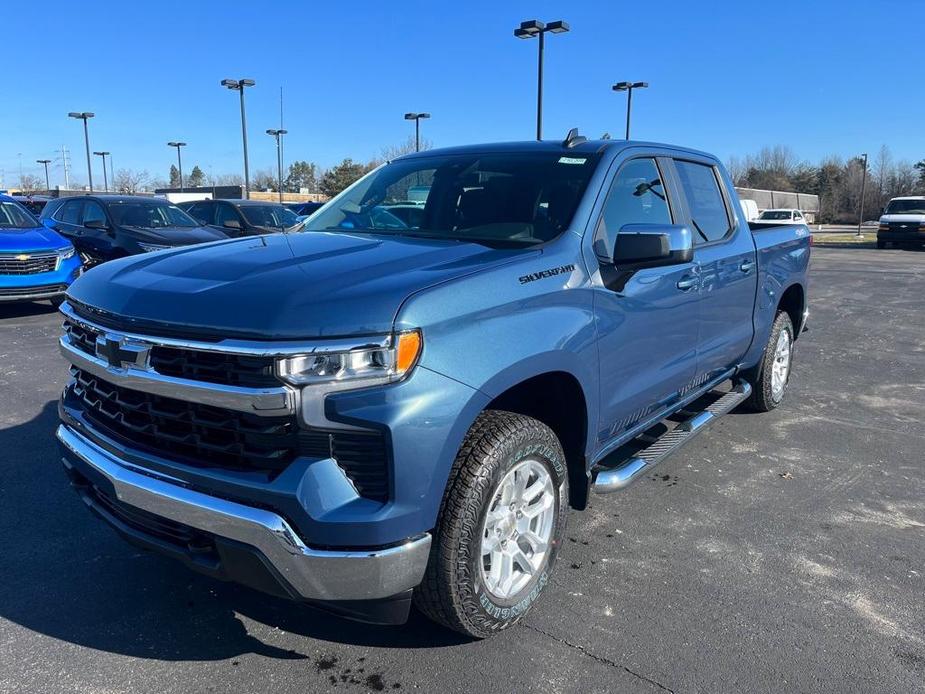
613 224 693 270
41 218 56 230
222 218 242 230
879 207 885 216
84 219 109 231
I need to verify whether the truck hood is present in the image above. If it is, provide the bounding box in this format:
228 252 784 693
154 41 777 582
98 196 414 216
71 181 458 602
66 231 525 339
0 225 70 252
879 214 925 224
121 225 228 245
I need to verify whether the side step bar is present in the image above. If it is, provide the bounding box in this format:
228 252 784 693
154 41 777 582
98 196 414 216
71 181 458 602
592 380 752 494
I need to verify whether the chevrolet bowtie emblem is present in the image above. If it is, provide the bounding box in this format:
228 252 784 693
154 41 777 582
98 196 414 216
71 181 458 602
15 254 30 261
95 333 150 369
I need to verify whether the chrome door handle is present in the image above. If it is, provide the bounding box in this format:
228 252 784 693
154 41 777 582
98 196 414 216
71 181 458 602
740 261 756 273
676 276 698 291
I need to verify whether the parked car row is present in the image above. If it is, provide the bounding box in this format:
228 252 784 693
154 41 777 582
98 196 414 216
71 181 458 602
0 193 322 307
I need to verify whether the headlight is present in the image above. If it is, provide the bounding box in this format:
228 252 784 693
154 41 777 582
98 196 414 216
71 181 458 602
138 242 170 253
277 330 422 386
57 246 75 260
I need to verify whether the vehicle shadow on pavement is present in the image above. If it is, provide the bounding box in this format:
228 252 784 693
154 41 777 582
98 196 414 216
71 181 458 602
0 301 60 320
0 402 467 663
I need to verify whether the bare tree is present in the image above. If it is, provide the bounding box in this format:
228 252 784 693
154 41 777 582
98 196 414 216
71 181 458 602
872 144 893 208
380 135 432 163
17 173 45 192
726 156 748 186
114 168 151 194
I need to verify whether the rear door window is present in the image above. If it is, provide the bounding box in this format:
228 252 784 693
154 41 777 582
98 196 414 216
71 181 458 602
187 201 213 224
56 200 83 225
81 201 107 226
674 160 731 244
215 203 240 227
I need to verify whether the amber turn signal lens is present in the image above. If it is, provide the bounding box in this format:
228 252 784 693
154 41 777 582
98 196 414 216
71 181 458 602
396 330 422 373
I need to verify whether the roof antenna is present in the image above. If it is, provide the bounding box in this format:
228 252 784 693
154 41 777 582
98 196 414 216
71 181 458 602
601 132 612 140
563 128 587 148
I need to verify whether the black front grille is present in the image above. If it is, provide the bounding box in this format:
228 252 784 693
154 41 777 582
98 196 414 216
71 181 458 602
300 429 390 501
63 320 98 354
888 222 923 232
70 368 299 473
0 283 66 298
0 252 57 275
90 482 215 552
62 318 279 389
150 346 279 388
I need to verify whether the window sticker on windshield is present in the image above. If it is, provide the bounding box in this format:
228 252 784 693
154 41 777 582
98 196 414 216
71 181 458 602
558 156 587 165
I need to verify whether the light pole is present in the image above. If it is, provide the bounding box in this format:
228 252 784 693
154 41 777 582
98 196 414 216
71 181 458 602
67 111 95 191
266 129 288 202
36 159 51 192
612 82 649 140
93 151 110 191
167 142 187 191
856 152 868 238
403 113 431 152
514 19 570 141
221 78 256 199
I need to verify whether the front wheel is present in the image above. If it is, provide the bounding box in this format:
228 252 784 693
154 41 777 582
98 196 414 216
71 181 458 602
745 311 795 412
414 410 569 638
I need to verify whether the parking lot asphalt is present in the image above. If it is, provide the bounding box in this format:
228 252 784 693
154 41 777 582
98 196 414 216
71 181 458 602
1 247 923 694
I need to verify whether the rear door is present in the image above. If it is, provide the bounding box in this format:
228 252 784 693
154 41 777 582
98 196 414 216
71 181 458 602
185 201 215 226
671 158 757 382
49 199 85 247
591 154 700 445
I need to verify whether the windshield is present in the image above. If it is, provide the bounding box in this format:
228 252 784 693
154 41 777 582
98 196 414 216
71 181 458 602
885 199 925 215
109 201 200 228
758 210 793 220
0 201 40 229
239 204 300 229
303 151 600 246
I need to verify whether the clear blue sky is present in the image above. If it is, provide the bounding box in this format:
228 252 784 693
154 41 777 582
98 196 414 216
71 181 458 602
4 0 923 188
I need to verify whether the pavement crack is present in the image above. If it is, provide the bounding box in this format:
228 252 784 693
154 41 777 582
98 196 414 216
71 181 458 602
523 623 676 693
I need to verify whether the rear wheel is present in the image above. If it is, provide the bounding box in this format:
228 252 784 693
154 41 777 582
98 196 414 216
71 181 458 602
745 311 794 412
414 410 568 638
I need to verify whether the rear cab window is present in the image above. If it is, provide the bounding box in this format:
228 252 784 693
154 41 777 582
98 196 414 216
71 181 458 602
674 160 732 244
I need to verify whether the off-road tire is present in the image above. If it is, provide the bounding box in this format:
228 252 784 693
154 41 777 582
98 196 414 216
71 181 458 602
745 310 794 412
413 410 569 638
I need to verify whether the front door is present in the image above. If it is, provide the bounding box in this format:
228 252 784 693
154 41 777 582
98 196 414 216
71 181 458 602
592 156 701 446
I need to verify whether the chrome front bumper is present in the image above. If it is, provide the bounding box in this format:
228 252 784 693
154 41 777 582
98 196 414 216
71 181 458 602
57 424 431 601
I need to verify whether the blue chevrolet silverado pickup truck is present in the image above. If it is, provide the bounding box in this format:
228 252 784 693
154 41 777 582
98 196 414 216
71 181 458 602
56 135 810 638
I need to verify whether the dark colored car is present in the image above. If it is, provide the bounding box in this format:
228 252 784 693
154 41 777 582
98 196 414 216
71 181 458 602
179 199 302 237
11 194 52 217
40 195 227 267
284 201 324 218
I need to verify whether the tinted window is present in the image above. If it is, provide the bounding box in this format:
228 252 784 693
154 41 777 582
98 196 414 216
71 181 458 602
215 203 240 227
82 200 107 226
0 201 40 228
304 152 600 246
108 201 198 228
594 158 672 259
239 204 300 229
186 201 213 224
675 161 731 243
57 200 83 225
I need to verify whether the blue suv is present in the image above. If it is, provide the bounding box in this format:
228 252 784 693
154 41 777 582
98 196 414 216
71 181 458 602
0 194 81 306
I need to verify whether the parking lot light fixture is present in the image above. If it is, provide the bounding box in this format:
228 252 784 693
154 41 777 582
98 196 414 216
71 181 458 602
514 19 570 141
266 129 288 202
36 159 51 192
403 113 431 152
68 111 95 191
221 78 256 199
612 81 649 140
167 142 187 192
93 151 110 191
